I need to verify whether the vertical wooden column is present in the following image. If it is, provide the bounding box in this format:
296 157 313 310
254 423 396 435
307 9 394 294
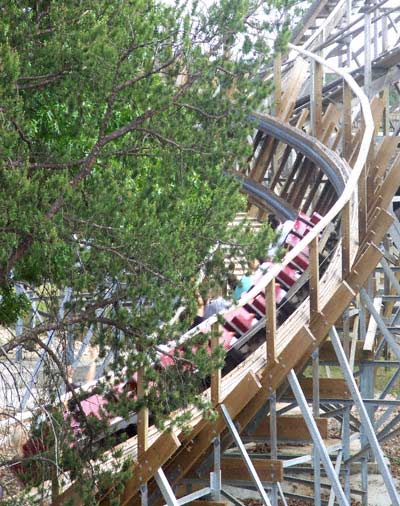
211 322 221 406
266 279 277 363
310 237 320 314
366 139 375 214
137 366 149 458
358 165 367 242
311 61 323 139
342 83 352 161
274 52 282 117
342 202 352 278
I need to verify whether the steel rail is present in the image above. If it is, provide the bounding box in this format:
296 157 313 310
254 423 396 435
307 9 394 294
248 113 349 194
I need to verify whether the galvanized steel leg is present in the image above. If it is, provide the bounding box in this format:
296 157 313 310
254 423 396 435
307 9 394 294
328 450 343 506
287 369 350 506
211 435 222 501
329 326 400 505
343 406 351 501
220 403 272 506
140 483 148 506
277 482 288 506
361 456 369 506
269 393 278 506
312 350 321 506
154 468 179 506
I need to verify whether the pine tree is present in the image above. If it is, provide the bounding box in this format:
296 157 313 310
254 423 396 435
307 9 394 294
0 0 304 502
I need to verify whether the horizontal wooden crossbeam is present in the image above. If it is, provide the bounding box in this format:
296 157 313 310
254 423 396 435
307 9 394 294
285 378 351 400
245 415 328 441
220 457 283 483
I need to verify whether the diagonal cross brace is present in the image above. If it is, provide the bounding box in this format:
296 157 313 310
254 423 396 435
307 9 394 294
220 403 272 506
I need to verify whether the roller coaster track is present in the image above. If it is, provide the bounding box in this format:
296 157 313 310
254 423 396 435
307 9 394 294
10 2 400 506
88 44 398 506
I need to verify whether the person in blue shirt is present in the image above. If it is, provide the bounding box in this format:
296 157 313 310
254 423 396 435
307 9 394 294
233 274 253 300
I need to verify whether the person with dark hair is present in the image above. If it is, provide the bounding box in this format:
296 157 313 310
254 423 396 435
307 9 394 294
268 214 280 229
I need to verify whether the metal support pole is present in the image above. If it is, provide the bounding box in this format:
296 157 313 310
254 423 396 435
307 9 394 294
287 370 350 506
155 468 179 506
361 456 369 506
373 1 378 59
364 0 372 99
270 393 278 506
329 327 400 505
346 0 352 67
220 403 272 506
211 436 222 501
140 484 148 506
343 406 351 501
360 362 375 424
312 349 321 506
328 450 343 506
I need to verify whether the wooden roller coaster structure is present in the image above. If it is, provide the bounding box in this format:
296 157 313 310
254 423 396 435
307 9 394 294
6 1 400 505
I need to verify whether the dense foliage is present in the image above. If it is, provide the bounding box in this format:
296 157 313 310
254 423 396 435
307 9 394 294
0 0 304 503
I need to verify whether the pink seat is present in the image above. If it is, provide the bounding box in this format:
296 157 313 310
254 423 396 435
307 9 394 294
276 265 300 290
298 211 314 226
219 328 237 350
224 308 256 333
311 211 323 224
293 218 312 238
289 251 309 272
285 233 310 256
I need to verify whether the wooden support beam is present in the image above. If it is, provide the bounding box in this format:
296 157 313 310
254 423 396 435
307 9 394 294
321 281 356 327
310 236 320 314
358 165 367 241
220 457 283 483
312 61 323 139
365 209 393 248
211 322 222 406
342 202 352 277
346 243 383 293
137 366 149 457
245 415 328 441
274 52 282 117
370 153 400 213
266 279 277 364
286 378 351 400
263 327 315 389
349 97 385 168
342 82 352 161
373 136 400 187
